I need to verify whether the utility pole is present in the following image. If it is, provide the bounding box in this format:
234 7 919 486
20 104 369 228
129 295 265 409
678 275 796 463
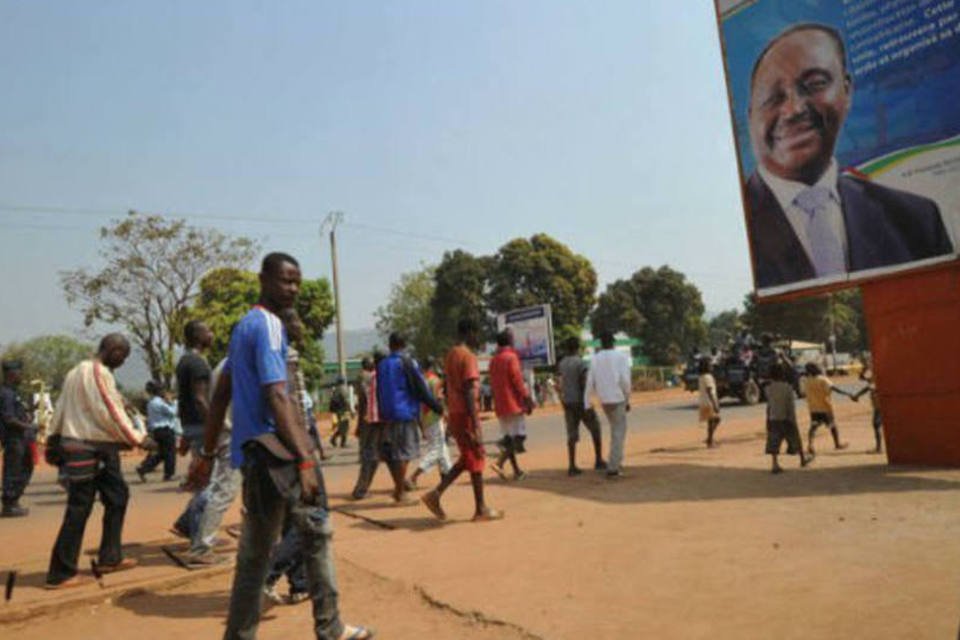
321 211 347 387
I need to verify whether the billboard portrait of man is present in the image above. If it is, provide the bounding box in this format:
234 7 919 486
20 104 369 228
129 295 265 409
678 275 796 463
744 23 954 290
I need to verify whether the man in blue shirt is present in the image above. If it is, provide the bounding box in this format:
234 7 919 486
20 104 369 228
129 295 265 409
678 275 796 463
194 252 372 640
376 333 443 504
136 380 180 482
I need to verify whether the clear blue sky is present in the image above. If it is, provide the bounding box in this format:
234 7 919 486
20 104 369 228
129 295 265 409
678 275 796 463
0 1 751 345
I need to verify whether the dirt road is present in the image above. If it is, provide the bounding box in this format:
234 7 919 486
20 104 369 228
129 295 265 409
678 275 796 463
3 389 959 639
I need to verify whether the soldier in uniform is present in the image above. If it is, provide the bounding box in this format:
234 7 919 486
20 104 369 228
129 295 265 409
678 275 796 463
1 360 36 518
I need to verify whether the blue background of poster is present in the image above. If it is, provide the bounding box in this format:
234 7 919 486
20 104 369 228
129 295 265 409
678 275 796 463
721 0 960 177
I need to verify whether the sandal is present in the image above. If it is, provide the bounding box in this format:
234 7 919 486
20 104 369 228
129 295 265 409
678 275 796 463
472 506 504 522
44 575 91 590
98 557 138 574
339 624 375 639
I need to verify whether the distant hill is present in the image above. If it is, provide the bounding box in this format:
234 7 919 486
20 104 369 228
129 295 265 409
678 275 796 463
112 327 382 392
322 327 382 361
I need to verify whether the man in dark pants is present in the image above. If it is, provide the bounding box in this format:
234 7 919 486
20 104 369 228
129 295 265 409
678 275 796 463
45 334 145 589
136 380 180 482
376 333 443 504
556 337 605 476
1 360 36 517
351 354 384 500
193 252 372 640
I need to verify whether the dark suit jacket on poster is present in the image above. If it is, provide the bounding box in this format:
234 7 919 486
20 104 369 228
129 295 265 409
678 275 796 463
746 171 955 289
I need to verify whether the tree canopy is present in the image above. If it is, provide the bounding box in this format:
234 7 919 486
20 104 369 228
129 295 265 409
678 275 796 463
742 290 866 352
187 267 335 386
431 250 493 349
374 265 441 359
706 309 743 350
61 212 258 386
1 334 93 393
592 266 707 365
486 234 597 345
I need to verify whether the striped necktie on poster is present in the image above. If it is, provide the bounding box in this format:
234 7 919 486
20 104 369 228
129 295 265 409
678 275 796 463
794 185 845 277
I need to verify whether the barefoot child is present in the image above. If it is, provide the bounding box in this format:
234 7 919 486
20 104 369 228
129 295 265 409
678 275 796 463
697 358 721 448
765 363 813 474
854 365 883 453
803 363 854 455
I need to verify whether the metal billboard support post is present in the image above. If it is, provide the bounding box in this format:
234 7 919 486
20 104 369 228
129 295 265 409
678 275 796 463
861 261 960 466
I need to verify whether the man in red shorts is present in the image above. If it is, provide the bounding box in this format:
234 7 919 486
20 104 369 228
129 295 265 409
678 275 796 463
421 318 503 522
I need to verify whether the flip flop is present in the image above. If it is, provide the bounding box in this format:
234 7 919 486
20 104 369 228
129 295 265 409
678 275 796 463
339 624 375 639
489 462 508 481
44 575 91 590
472 507 504 522
98 557 138 574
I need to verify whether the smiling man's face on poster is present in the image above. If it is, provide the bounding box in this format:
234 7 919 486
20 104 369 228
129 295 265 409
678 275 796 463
749 27 852 186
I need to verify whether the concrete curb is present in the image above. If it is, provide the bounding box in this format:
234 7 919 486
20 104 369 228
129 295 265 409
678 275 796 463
0 562 235 626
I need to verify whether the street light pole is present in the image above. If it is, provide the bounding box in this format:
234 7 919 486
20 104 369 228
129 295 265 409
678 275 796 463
322 211 347 386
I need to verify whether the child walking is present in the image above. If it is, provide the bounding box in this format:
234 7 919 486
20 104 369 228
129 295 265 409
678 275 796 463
697 358 721 448
765 364 814 474
803 363 854 455
405 356 452 489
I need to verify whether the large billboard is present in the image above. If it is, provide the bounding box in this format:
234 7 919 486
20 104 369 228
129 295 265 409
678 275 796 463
716 0 960 297
496 304 555 366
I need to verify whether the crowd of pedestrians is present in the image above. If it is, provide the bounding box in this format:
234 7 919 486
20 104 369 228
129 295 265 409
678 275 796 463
0 247 889 639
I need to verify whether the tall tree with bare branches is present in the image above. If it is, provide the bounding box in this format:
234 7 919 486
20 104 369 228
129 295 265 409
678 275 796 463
61 211 258 385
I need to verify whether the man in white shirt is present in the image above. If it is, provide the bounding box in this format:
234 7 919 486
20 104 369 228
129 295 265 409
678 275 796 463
744 23 952 290
583 331 632 478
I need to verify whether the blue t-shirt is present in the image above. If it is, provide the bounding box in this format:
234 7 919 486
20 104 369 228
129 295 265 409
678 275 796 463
225 307 288 466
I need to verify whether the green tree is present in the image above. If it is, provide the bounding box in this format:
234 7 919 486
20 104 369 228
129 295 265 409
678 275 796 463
431 250 493 349
591 266 707 365
375 265 441 359
486 234 597 346
187 267 335 386
60 212 258 386
741 289 866 352
706 309 742 350
1 335 93 393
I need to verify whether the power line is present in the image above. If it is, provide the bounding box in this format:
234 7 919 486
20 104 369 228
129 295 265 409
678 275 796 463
0 202 751 287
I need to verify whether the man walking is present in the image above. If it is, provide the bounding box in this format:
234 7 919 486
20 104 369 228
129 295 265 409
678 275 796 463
176 320 213 469
194 252 371 640
377 333 443 504
45 334 145 589
1 360 36 517
170 320 214 535
556 337 606 476
489 329 533 481
136 381 180 482
350 355 383 500
177 357 239 566
421 318 503 522
584 331 632 478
